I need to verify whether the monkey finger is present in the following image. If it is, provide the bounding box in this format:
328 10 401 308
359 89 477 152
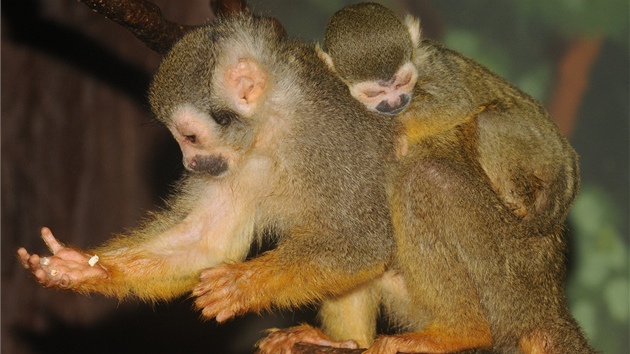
35 264 78 288
196 297 221 319
17 248 33 268
41 227 64 254
194 286 229 308
195 291 236 319
53 247 96 264
199 302 237 323
215 308 236 323
27 253 43 269
191 285 208 297
33 268 51 285
191 279 218 296
193 274 233 296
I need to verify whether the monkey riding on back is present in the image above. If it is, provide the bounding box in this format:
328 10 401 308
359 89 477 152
320 2 580 236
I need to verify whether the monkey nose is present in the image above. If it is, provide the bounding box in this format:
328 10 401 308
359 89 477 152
376 94 410 115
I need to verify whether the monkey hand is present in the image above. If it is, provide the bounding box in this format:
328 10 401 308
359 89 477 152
256 324 359 354
192 263 257 322
17 227 109 289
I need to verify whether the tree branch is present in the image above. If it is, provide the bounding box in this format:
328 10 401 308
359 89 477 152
76 0 289 54
547 36 603 137
210 0 248 17
291 343 365 354
77 0 197 54
290 342 490 353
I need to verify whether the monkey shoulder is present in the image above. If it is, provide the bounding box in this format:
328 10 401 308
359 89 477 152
416 39 524 108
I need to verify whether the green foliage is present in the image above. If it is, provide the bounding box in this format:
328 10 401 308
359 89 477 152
443 29 512 77
443 29 552 101
514 0 629 43
568 186 629 353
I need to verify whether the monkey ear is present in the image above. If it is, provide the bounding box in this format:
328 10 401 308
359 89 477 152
224 58 268 115
404 15 422 48
315 45 336 72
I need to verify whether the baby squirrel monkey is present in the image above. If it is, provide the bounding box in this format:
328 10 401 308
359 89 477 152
319 2 580 236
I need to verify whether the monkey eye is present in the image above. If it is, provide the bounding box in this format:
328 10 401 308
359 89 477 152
364 90 385 98
183 134 197 143
212 109 240 126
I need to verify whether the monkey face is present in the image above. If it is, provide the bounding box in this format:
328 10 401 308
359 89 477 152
166 105 242 177
149 25 272 178
349 62 417 116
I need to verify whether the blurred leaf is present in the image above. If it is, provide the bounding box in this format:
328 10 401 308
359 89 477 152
570 187 620 236
514 0 629 43
443 28 512 78
604 277 630 322
568 186 629 350
516 64 553 101
571 299 598 340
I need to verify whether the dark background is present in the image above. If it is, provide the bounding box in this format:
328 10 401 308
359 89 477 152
2 1 628 353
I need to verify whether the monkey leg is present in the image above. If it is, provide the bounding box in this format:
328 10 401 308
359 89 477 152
373 263 493 354
517 314 597 354
319 281 381 348
376 135 500 353
475 110 580 235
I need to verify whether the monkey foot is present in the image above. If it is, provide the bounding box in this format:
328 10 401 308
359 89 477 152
365 330 492 354
256 324 359 354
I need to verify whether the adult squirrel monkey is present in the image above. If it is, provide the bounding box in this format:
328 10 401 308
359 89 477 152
18 13 397 327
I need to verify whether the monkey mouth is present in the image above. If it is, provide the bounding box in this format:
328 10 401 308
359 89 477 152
187 155 229 176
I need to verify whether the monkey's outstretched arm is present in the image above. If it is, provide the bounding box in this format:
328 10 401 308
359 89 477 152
18 176 255 302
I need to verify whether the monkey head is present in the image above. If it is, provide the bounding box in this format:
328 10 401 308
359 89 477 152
148 17 281 176
320 2 421 115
